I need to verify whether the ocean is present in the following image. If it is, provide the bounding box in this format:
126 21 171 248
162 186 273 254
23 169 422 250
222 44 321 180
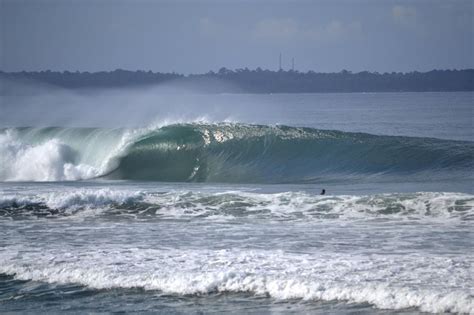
0 92 473 314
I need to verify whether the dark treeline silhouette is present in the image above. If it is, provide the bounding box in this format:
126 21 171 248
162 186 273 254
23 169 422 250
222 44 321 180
1 68 473 93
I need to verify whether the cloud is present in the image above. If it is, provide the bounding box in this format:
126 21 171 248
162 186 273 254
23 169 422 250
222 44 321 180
198 17 219 36
253 18 299 40
197 16 362 45
252 18 361 43
392 5 417 26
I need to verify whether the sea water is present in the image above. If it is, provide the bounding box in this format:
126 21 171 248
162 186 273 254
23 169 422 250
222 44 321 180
0 92 473 314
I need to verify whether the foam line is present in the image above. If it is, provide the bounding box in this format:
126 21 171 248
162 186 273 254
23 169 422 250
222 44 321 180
1 249 472 313
1 189 472 220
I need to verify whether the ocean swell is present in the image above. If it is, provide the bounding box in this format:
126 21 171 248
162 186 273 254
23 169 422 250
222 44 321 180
1 123 472 182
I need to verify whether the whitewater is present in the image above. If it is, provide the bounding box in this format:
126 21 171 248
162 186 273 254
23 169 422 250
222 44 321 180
1 92 473 314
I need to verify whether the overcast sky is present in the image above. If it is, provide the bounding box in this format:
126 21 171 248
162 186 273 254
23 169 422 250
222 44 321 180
1 0 473 73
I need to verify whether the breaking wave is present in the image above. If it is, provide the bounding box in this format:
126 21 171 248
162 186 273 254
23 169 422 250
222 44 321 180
1 123 472 182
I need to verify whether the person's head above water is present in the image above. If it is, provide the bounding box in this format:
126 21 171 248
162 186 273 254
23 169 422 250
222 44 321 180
321 189 326 195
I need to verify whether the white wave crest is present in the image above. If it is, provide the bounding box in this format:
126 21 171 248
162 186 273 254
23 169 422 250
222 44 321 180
0 131 100 181
0 188 144 213
43 189 144 211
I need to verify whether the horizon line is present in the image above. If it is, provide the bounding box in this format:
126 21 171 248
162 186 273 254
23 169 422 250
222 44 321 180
1 68 473 76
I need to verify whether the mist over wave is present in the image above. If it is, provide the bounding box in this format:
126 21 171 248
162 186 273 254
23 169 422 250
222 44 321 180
0 123 472 183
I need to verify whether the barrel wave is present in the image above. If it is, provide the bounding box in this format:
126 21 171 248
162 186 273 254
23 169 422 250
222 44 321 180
1 123 472 182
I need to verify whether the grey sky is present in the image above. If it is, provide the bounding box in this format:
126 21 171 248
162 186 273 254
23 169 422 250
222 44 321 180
1 0 473 73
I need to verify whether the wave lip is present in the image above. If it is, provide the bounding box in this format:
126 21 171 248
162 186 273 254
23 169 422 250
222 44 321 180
1 123 473 183
1 189 472 221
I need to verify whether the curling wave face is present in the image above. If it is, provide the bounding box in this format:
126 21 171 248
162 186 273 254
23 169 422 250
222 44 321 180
1 123 473 182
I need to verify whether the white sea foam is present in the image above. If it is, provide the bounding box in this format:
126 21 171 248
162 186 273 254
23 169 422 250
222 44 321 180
116 190 474 220
0 126 158 182
0 188 143 212
0 189 472 220
43 189 144 211
1 248 472 313
0 130 103 181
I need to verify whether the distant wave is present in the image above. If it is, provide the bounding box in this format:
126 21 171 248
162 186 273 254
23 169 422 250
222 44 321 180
1 123 472 182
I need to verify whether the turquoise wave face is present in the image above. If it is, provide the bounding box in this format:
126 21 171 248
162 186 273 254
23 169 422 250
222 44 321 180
107 123 473 182
1 123 473 183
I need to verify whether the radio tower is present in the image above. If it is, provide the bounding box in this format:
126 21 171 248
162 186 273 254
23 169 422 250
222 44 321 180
279 53 282 71
292 58 295 71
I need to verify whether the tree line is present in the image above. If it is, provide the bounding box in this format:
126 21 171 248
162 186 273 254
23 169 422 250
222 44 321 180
1 68 473 93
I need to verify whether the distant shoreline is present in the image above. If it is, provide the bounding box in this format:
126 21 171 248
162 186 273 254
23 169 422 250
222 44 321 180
1 68 473 93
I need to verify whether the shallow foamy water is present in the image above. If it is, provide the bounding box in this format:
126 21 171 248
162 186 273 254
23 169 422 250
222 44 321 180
0 181 473 314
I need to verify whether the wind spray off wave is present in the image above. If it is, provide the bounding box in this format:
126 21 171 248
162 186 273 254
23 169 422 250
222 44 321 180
1 123 472 182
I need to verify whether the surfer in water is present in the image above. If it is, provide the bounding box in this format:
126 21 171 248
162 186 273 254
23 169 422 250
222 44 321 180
321 189 326 195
